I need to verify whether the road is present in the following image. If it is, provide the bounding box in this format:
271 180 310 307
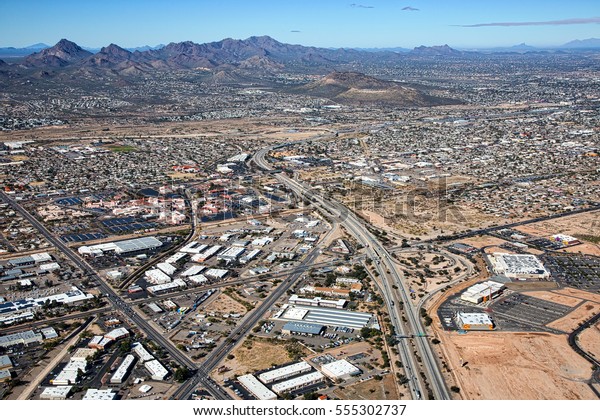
253 142 450 400
0 190 229 400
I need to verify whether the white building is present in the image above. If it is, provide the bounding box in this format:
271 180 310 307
205 269 228 279
40 386 72 400
104 327 129 341
157 262 177 276
455 312 494 330
144 359 168 380
488 253 549 279
145 269 171 285
271 371 324 395
237 374 277 400
180 265 206 277
110 354 136 384
460 281 506 304
82 389 117 400
320 359 361 380
146 278 186 294
258 361 312 384
217 246 245 262
132 342 155 362
289 295 346 309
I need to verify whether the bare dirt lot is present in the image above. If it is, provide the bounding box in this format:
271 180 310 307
204 293 248 315
333 374 400 400
437 331 595 399
547 302 600 332
577 323 600 361
521 290 583 307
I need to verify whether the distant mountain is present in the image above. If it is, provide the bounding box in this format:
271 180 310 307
410 44 462 56
354 47 410 53
0 59 7 67
23 39 92 67
25 43 50 50
561 38 600 49
0 43 49 58
292 71 461 107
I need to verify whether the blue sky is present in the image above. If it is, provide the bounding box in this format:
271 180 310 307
1 0 599 48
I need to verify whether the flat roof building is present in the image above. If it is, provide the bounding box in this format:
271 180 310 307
271 371 324 395
110 354 136 384
456 312 494 331
321 359 361 380
144 359 168 380
289 295 346 309
146 279 186 295
282 322 324 336
132 342 155 362
258 361 312 384
460 281 506 304
279 305 375 329
40 386 72 400
488 253 549 279
145 269 171 285
237 374 277 400
82 388 117 400
157 262 177 276
0 330 43 348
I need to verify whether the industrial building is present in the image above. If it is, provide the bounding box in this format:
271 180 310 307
460 281 506 304
144 359 168 380
282 322 324 336
82 388 117 400
110 354 136 384
52 359 88 385
550 234 580 246
217 246 246 262
146 278 186 294
145 269 171 285
258 361 312 384
205 268 228 279
157 262 177 276
40 386 73 400
70 348 97 362
237 374 277 400
271 371 325 395
180 265 206 277
40 327 58 339
192 245 221 262
289 295 347 309
165 252 187 265
488 253 549 279
455 312 495 330
78 236 162 256
0 355 12 370
240 249 261 264
278 305 376 329
0 369 10 383
104 327 129 341
180 242 208 254
320 359 361 380
8 252 52 267
0 330 43 348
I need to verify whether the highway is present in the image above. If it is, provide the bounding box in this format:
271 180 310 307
253 142 450 400
0 190 229 400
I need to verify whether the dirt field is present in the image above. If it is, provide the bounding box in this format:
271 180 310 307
554 288 600 305
460 235 506 248
215 338 305 379
521 290 583 307
547 302 600 332
437 331 595 399
333 374 400 400
204 293 248 315
577 323 600 361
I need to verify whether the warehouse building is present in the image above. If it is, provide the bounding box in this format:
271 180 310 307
217 246 246 262
271 371 324 395
488 253 549 279
104 327 129 341
237 374 277 400
157 262 177 276
455 312 494 330
0 369 10 383
8 252 52 267
460 281 506 304
180 265 206 277
180 242 208 254
70 348 97 362
146 278 186 295
165 252 187 265
240 249 261 264
110 354 136 384
0 330 43 348
282 322 324 336
192 245 221 262
205 268 228 279
40 386 72 400
258 361 312 384
0 355 12 370
145 269 171 285
320 359 361 380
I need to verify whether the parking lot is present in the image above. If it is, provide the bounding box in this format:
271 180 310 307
490 294 572 329
542 254 600 292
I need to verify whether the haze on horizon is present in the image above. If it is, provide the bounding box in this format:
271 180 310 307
1 0 599 49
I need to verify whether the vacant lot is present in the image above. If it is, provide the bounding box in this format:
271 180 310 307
333 374 401 400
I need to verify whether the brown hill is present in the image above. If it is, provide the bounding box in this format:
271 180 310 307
294 71 460 107
23 39 92 67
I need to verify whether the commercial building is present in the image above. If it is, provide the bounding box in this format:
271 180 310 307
460 281 506 304
488 253 549 279
180 242 208 254
144 359 168 380
188 274 209 284
289 295 346 309
40 386 72 400
550 234 580 246
70 348 97 362
258 361 312 384
281 322 324 336
455 312 494 330
165 252 187 265
0 330 43 348
278 305 375 329
205 268 228 279
104 328 129 341
240 249 261 264
271 371 324 395
8 252 52 267
110 354 136 384
40 327 58 339
52 360 88 385
78 236 162 256
0 369 10 383
0 355 12 370
192 245 221 262
180 265 206 277
237 374 277 400
82 389 117 400
132 342 155 362
320 359 361 380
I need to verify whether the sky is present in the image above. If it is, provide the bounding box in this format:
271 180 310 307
1 0 599 49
